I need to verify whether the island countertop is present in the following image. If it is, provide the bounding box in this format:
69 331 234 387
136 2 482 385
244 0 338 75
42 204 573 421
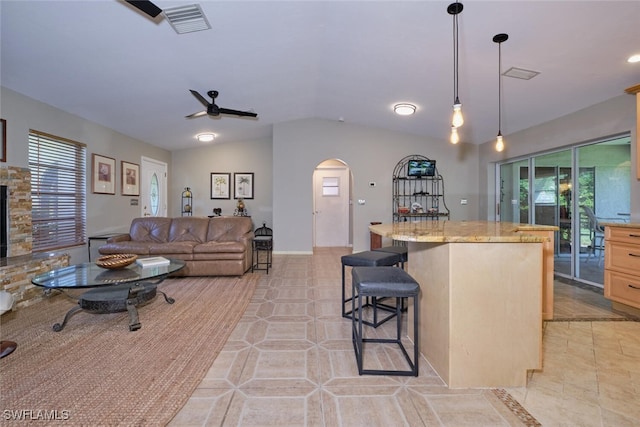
600 221 639 228
369 220 557 243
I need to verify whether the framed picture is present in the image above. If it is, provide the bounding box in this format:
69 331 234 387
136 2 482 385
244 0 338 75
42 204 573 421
121 161 140 196
0 118 6 163
210 172 230 199
92 153 116 194
234 172 254 199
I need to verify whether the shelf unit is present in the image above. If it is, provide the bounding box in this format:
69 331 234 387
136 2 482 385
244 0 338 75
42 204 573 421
181 187 192 216
392 155 450 223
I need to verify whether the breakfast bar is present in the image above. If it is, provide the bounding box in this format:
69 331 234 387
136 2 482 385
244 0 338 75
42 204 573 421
369 220 555 388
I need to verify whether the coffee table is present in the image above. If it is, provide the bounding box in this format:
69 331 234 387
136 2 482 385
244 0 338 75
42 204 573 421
31 259 185 332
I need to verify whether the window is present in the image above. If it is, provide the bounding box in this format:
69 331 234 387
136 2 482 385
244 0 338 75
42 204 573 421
29 130 86 252
322 177 340 196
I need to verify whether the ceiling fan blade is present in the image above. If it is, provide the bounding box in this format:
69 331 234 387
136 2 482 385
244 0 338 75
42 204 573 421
218 108 258 118
185 110 208 119
189 90 210 108
125 0 163 18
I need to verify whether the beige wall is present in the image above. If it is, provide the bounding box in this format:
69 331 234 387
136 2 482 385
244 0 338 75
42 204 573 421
3 86 637 256
479 94 638 222
1 87 171 264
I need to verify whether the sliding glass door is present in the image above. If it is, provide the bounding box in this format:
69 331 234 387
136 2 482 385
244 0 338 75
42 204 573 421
498 135 630 286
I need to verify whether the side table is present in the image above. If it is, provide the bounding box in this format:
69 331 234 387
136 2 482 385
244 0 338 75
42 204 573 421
252 236 273 274
87 233 125 261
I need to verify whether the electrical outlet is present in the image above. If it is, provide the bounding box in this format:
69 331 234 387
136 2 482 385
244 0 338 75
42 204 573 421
369 182 376 187
460 199 468 205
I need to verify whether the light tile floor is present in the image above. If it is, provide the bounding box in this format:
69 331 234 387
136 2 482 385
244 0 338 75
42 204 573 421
170 248 640 426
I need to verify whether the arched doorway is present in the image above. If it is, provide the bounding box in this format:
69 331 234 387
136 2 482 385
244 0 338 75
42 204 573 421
312 159 352 247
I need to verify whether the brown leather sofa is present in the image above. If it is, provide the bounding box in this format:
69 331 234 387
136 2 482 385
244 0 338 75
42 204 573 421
98 216 254 276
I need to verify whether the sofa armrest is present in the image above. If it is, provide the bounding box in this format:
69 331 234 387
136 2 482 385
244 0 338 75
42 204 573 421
106 234 132 243
239 231 254 246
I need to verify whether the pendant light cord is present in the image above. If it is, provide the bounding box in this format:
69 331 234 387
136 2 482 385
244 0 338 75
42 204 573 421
498 40 502 133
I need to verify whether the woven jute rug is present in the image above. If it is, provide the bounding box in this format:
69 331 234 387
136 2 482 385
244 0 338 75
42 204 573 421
0 275 259 426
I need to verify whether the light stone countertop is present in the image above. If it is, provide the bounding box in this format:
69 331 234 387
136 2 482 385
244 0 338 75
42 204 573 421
369 220 557 243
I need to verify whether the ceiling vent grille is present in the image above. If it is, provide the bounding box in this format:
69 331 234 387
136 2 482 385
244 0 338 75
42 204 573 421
503 67 540 80
163 4 211 34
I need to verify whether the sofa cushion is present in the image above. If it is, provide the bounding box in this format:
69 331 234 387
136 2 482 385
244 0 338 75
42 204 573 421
149 242 197 256
206 216 252 242
98 241 153 255
129 217 172 242
168 217 209 242
194 241 247 254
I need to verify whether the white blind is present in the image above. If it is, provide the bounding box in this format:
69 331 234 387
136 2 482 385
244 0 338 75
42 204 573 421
28 130 87 252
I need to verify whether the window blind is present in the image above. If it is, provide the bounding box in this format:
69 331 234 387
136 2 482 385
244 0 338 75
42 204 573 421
28 130 87 252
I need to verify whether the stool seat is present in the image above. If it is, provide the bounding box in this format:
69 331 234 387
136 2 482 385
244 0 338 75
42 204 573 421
341 251 402 327
351 266 420 376
353 266 419 298
373 246 408 269
341 251 401 267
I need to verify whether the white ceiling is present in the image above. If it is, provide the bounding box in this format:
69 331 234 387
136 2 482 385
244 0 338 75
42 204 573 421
1 1 639 151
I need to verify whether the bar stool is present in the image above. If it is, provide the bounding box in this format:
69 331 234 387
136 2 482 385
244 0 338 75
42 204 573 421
351 266 420 376
374 245 408 270
341 251 401 327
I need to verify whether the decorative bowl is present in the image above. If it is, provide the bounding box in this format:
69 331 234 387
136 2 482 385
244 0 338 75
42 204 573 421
95 254 137 269
398 206 410 214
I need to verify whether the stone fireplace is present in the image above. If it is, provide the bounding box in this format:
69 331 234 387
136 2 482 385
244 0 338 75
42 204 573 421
0 166 69 309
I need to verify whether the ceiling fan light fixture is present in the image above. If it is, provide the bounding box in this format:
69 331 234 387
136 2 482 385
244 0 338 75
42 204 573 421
394 103 416 116
196 133 216 142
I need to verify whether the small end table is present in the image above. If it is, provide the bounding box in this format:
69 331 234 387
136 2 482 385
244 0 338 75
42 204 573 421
252 236 273 274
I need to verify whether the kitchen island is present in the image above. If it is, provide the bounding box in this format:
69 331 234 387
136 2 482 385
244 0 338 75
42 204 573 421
369 221 555 388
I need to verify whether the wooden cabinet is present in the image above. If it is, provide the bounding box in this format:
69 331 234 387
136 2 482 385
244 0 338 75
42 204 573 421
604 225 640 313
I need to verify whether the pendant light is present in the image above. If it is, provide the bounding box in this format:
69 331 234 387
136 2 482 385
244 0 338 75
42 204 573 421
493 33 508 152
448 1 464 143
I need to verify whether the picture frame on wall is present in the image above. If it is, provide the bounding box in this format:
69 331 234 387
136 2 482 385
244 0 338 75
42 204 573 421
121 161 140 196
234 172 254 199
0 118 6 163
92 153 116 194
210 172 231 199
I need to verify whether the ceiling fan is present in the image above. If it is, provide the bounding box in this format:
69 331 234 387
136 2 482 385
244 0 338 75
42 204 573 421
186 90 258 119
124 0 162 18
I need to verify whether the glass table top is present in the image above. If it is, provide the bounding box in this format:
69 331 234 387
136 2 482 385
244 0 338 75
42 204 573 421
31 259 185 289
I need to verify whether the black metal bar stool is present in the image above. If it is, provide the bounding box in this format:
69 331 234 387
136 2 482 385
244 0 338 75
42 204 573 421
341 251 401 327
351 266 420 376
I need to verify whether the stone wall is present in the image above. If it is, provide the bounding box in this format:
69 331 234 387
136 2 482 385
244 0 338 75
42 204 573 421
0 166 69 310
0 166 32 256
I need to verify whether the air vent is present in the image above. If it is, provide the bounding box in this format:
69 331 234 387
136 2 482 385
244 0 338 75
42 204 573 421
503 67 540 80
163 4 211 34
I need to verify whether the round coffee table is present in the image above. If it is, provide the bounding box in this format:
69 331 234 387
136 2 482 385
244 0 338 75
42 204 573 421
31 258 185 332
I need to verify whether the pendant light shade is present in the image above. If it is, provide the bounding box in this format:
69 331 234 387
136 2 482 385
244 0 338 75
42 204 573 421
493 33 508 152
448 2 464 137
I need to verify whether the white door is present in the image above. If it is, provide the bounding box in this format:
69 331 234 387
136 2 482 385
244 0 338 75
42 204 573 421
313 167 350 247
140 157 167 217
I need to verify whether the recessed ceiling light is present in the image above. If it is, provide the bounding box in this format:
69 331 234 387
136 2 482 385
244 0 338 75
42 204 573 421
628 54 640 63
196 133 216 142
394 103 416 116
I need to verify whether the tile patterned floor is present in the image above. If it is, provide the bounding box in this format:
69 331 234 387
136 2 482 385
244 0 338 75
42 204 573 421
170 248 640 426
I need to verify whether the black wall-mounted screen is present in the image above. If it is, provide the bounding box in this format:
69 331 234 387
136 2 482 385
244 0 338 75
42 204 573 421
407 159 436 177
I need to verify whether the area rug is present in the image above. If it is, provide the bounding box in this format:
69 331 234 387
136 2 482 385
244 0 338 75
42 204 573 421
0 275 259 426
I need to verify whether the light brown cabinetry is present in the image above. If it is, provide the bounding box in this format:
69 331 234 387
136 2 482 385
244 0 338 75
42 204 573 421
604 225 640 314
